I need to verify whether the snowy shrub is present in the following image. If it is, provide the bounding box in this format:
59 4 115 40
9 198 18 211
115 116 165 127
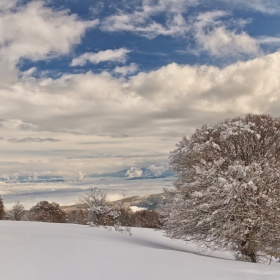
162 114 280 262
28 201 67 223
6 201 25 221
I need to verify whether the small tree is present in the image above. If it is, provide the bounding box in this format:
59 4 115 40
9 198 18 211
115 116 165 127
162 114 280 262
0 196 5 220
79 187 131 235
28 201 67 223
6 201 25 221
79 187 110 225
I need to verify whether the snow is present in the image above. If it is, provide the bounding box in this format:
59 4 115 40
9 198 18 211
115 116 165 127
0 221 280 279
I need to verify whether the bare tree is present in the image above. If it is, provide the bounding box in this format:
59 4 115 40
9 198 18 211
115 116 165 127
162 114 280 262
0 196 5 220
79 187 110 226
79 187 131 235
6 201 25 221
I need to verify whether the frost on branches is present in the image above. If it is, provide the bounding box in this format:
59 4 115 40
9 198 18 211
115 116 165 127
162 114 280 263
79 187 131 236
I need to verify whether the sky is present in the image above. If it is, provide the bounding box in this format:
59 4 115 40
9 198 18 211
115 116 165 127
1 0 280 207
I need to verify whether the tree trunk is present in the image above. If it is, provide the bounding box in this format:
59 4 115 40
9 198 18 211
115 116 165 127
240 240 257 263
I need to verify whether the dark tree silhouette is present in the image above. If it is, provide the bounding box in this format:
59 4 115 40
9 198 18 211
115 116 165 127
0 196 5 220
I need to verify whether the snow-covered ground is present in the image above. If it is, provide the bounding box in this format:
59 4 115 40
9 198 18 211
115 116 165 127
0 221 279 280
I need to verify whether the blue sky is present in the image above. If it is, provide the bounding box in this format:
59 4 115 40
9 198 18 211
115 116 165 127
1 0 280 207
18 0 280 74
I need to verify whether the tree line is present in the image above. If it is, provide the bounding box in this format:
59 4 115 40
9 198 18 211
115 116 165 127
0 192 161 229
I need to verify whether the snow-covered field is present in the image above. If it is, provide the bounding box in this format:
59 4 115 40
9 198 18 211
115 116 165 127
0 221 279 280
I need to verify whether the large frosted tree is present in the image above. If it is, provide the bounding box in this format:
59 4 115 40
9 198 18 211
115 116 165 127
162 114 280 262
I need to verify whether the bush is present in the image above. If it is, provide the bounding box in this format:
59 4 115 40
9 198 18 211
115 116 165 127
6 201 25 221
28 201 67 223
66 206 162 229
79 187 131 235
162 114 280 262
129 210 162 228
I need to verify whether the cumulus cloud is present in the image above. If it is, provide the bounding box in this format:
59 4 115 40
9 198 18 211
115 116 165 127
113 63 139 76
193 11 261 57
148 165 167 176
126 167 143 178
0 0 17 10
2 51 280 137
0 1 98 81
8 137 61 143
71 48 130 66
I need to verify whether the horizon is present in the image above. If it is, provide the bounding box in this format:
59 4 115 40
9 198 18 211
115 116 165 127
1 0 280 208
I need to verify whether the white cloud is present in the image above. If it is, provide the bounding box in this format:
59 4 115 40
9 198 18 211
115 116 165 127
148 165 167 176
257 36 280 46
113 63 139 76
101 2 262 58
0 0 17 10
126 167 143 178
90 2 104 15
78 171 84 181
193 11 261 57
221 0 280 14
71 48 130 66
101 0 191 38
0 1 98 81
2 51 280 138
0 119 37 130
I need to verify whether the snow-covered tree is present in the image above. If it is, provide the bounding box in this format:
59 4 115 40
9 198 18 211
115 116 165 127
6 201 25 221
79 187 131 235
79 187 110 226
162 114 280 262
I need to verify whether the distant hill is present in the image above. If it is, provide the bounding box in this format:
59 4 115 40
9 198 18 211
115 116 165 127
62 192 168 211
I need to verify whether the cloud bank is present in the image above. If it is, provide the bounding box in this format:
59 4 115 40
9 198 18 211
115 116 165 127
1 0 280 206
0 51 279 138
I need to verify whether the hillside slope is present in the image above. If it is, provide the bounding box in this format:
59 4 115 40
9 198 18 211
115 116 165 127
0 221 280 279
